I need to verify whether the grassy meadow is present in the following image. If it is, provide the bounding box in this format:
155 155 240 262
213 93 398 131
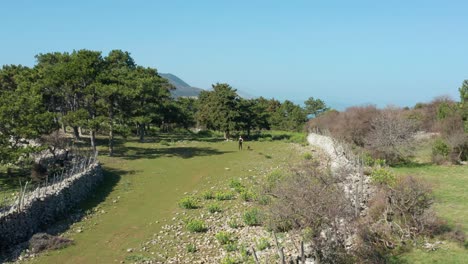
26 132 303 263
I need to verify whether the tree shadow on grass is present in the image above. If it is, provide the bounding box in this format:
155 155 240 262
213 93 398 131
46 167 132 235
0 167 131 262
115 146 233 160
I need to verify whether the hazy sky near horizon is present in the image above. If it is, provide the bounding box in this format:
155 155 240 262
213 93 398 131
1 0 467 109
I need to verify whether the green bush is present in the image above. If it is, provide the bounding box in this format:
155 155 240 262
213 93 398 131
240 190 255 202
216 231 235 245
370 168 396 186
186 219 207 233
432 138 450 164
228 219 241 229
159 140 170 146
256 237 270 251
224 242 238 252
178 197 198 209
229 179 245 193
243 208 262 226
265 170 283 192
256 195 270 205
220 256 240 264
207 203 222 213
186 243 197 253
201 190 214 200
215 191 235 201
302 152 313 160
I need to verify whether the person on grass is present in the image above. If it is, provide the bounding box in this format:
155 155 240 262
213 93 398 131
238 136 243 150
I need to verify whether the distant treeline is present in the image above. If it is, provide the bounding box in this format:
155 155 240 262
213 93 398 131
0 49 328 164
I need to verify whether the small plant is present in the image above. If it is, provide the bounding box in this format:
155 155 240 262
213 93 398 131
207 203 222 213
202 190 214 200
240 190 254 202
243 208 262 226
178 197 198 209
256 194 270 205
370 167 396 186
302 152 313 160
216 231 234 245
186 219 207 233
125 255 152 262
215 191 235 201
159 140 170 146
229 179 245 193
224 242 238 252
220 255 240 264
186 243 197 253
228 219 241 229
432 138 450 164
256 237 270 251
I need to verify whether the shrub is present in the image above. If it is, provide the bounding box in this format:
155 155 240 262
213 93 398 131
178 197 198 209
224 242 238 252
29 233 74 253
240 190 255 202
228 219 241 229
125 255 152 262
186 219 207 233
220 256 240 264
302 152 313 160
207 203 222 213
216 231 234 245
243 208 262 226
186 243 197 253
264 170 283 192
256 195 270 205
159 140 170 146
215 191 235 201
370 168 396 186
201 190 214 200
432 138 450 164
229 179 245 193
256 237 270 251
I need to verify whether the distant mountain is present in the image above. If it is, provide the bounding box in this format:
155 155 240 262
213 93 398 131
159 73 204 98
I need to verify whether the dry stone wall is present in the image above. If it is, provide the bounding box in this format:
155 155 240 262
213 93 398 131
0 163 103 250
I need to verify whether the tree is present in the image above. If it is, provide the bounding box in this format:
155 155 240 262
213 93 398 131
459 80 468 132
197 83 240 139
96 50 137 156
304 97 329 118
130 66 172 141
0 65 56 166
270 100 307 131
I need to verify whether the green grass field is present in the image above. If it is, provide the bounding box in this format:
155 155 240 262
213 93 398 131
27 135 299 264
392 163 468 263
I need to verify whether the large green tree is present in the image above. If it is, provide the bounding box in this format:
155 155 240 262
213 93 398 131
304 97 329 118
197 83 240 139
0 65 56 165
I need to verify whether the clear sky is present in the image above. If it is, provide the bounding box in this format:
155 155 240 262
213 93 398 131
1 0 467 109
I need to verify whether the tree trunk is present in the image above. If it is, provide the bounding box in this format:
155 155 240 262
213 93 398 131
90 130 97 154
108 106 114 157
78 127 83 137
139 123 145 142
72 126 80 140
224 130 230 140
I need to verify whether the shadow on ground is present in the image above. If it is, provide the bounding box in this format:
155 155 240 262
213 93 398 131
0 167 130 262
115 146 233 160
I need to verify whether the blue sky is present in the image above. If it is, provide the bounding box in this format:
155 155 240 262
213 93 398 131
1 0 467 109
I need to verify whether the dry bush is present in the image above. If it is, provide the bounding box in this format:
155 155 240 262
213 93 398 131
28 233 74 253
353 175 439 262
30 162 48 182
40 130 70 160
364 107 417 164
308 105 379 147
267 160 354 263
